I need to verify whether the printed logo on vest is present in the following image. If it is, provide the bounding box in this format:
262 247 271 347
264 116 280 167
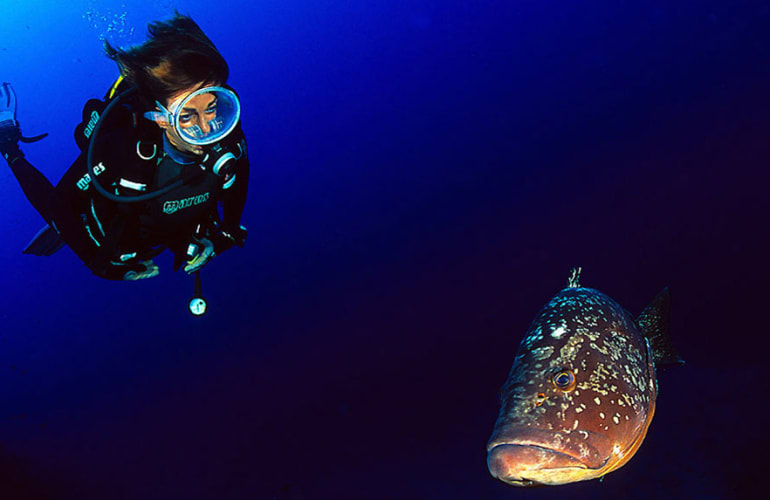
163 192 210 214
83 110 100 139
76 162 106 191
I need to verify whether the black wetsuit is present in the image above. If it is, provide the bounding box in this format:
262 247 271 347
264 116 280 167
7 97 249 280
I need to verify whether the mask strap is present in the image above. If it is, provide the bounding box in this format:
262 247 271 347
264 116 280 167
143 101 174 124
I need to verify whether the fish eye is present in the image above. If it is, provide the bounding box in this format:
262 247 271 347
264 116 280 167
552 369 576 392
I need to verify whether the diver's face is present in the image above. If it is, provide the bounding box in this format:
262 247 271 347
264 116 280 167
157 82 219 156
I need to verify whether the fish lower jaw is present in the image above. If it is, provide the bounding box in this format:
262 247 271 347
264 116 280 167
487 443 604 486
501 466 599 487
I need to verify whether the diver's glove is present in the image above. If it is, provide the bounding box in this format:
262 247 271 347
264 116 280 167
224 225 247 247
0 82 22 164
184 237 215 274
0 82 48 165
210 225 247 254
121 260 160 281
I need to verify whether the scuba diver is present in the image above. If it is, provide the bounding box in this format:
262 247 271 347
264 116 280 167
0 14 248 302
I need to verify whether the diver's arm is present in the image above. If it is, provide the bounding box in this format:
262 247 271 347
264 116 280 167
169 153 249 273
52 159 117 279
53 155 151 280
1 82 54 221
0 88 105 272
221 152 249 227
4 155 57 223
0 152 133 279
215 150 249 253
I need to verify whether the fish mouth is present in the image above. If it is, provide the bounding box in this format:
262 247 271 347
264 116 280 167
486 428 608 486
486 443 588 486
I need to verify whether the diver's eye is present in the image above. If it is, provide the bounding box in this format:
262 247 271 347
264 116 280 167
552 369 576 391
179 114 194 124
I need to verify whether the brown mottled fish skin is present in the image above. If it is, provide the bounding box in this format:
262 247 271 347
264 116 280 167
487 286 660 486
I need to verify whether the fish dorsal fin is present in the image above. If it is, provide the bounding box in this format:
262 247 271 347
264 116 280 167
635 287 685 365
567 267 582 288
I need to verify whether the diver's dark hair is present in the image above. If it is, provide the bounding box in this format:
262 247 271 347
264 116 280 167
104 12 229 104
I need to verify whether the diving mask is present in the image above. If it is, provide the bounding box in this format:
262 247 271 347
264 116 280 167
144 86 240 146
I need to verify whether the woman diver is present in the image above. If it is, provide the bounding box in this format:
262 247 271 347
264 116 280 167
0 13 249 285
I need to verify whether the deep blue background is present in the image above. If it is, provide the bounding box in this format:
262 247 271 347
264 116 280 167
0 1 767 498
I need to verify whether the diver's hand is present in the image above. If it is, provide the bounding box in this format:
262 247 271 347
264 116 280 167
209 225 247 254
0 82 21 160
122 260 160 281
0 82 47 164
0 82 18 126
184 238 215 274
224 225 247 247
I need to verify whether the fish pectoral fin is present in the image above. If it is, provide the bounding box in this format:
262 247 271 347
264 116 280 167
635 287 685 366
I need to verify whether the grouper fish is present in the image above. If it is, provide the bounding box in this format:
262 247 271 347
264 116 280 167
486 269 683 486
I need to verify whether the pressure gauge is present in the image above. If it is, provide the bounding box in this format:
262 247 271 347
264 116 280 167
189 296 207 316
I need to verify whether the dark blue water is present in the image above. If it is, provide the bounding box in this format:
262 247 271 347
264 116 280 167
0 1 766 498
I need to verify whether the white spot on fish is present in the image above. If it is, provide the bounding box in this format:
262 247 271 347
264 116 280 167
531 346 554 361
613 415 620 424
599 412 605 419
573 420 579 430
594 397 601 405
551 325 567 338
